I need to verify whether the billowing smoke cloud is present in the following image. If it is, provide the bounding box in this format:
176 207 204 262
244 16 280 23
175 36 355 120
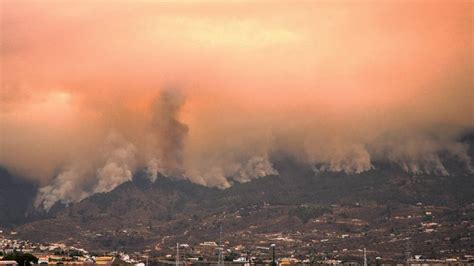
184 155 278 188
35 167 91 211
235 155 279 183
311 144 374 174
34 89 191 210
146 88 189 179
94 134 137 193
1 1 473 209
369 130 474 176
35 133 137 210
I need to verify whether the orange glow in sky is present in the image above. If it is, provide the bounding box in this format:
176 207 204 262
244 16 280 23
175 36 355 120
1 0 472 190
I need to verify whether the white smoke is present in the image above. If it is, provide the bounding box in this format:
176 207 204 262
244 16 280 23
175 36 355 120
146 157 162 182
35 133 137 210
181 155 278 188
185 166 232 189
370 131 473 176
34 167 90 210
94 134 136 193
446 142 474 173
2 1 472 211
234 155 279 183
33 121 474 211
306 141 374 174
30 92 474 210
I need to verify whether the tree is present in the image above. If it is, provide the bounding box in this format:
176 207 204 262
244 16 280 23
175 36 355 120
2 252 38 266
289 206 332 223
224 252 239 261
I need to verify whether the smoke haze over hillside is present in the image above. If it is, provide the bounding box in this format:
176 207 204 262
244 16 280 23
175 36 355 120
0 1 472 209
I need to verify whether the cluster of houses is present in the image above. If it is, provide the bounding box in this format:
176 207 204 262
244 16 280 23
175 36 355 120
0 232 139 265
1 229 474 266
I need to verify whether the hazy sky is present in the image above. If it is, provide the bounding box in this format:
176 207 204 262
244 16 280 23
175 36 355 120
1 0 472 209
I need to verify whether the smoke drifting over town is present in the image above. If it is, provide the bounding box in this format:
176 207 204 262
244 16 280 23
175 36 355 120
1 1 473 209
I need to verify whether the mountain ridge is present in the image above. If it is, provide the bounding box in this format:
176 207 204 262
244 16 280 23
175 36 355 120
5 159 472 255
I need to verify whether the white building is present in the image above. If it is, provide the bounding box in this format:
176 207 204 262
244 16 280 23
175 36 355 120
0 261 18 266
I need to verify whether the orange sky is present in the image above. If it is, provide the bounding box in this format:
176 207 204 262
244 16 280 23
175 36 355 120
0 0 473 208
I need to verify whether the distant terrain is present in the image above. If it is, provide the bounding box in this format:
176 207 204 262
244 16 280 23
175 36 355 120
0 168 37 226
0 133 473 260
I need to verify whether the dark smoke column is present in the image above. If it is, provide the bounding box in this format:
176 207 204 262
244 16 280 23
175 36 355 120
150 88 189 176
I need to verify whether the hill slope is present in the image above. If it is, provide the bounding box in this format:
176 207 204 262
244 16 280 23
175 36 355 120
0 168 37 226
10 160 473 259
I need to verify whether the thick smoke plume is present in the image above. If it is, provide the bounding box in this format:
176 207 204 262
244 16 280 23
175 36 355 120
1 1 473 209
35 133 137 210
147 88 189 179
